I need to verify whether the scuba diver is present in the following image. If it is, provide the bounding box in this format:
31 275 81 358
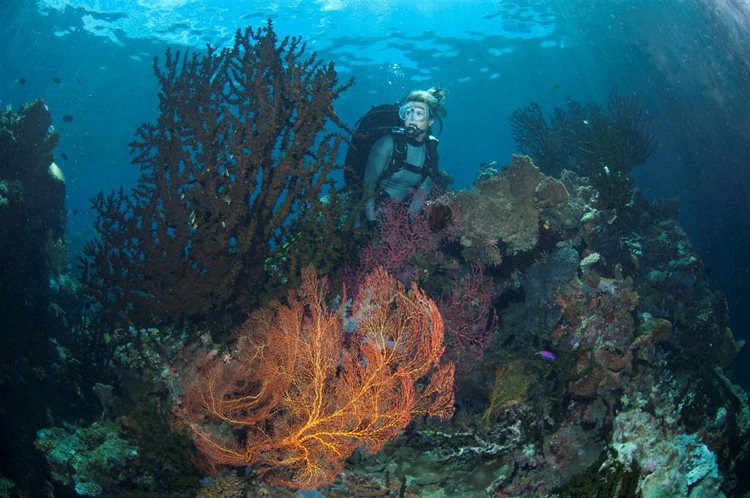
363 87 447 230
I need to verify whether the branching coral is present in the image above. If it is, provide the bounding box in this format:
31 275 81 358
80 21 356 329
510 90 657 215
173 267 454 489
351 194 457 288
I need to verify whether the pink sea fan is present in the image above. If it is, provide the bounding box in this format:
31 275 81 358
355 192 459 285
438 263 498 374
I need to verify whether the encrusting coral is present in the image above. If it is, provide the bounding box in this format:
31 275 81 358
80 20 357 330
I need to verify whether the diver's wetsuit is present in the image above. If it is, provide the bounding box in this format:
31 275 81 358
364 134 434 224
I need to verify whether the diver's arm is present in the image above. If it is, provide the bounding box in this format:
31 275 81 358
364 135 394 222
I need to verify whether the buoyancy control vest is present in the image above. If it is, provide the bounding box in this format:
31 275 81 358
344 103 439 189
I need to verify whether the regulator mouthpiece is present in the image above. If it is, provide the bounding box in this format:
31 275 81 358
404 124 421 138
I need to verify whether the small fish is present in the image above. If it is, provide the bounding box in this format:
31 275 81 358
62 115 73 122
61 152 68 160
569 338 582 346
53 77 62 84
148 328 160 337
16 77 26 85
539 350 557 361
552 83 559 90
583 119 590 125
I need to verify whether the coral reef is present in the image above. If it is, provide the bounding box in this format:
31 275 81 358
7 21 747 496
80 21 357 331
0 100 110 495
0 99 66 322
34 420 139 496
293 154 748 497
44 151 740 497
610 409 724 497
172 267 454 489
621 197 740 368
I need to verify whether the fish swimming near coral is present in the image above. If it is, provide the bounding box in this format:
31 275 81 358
539 350 557 361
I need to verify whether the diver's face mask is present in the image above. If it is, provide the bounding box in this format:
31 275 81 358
399 102 431 138
399 103 430 123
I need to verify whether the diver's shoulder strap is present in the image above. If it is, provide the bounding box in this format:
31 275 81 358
382 132 438 181
382 132 408 180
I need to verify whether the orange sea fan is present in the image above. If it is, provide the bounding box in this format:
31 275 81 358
174 266 454 489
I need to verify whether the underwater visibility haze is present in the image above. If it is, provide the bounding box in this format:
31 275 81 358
1 0 749 496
